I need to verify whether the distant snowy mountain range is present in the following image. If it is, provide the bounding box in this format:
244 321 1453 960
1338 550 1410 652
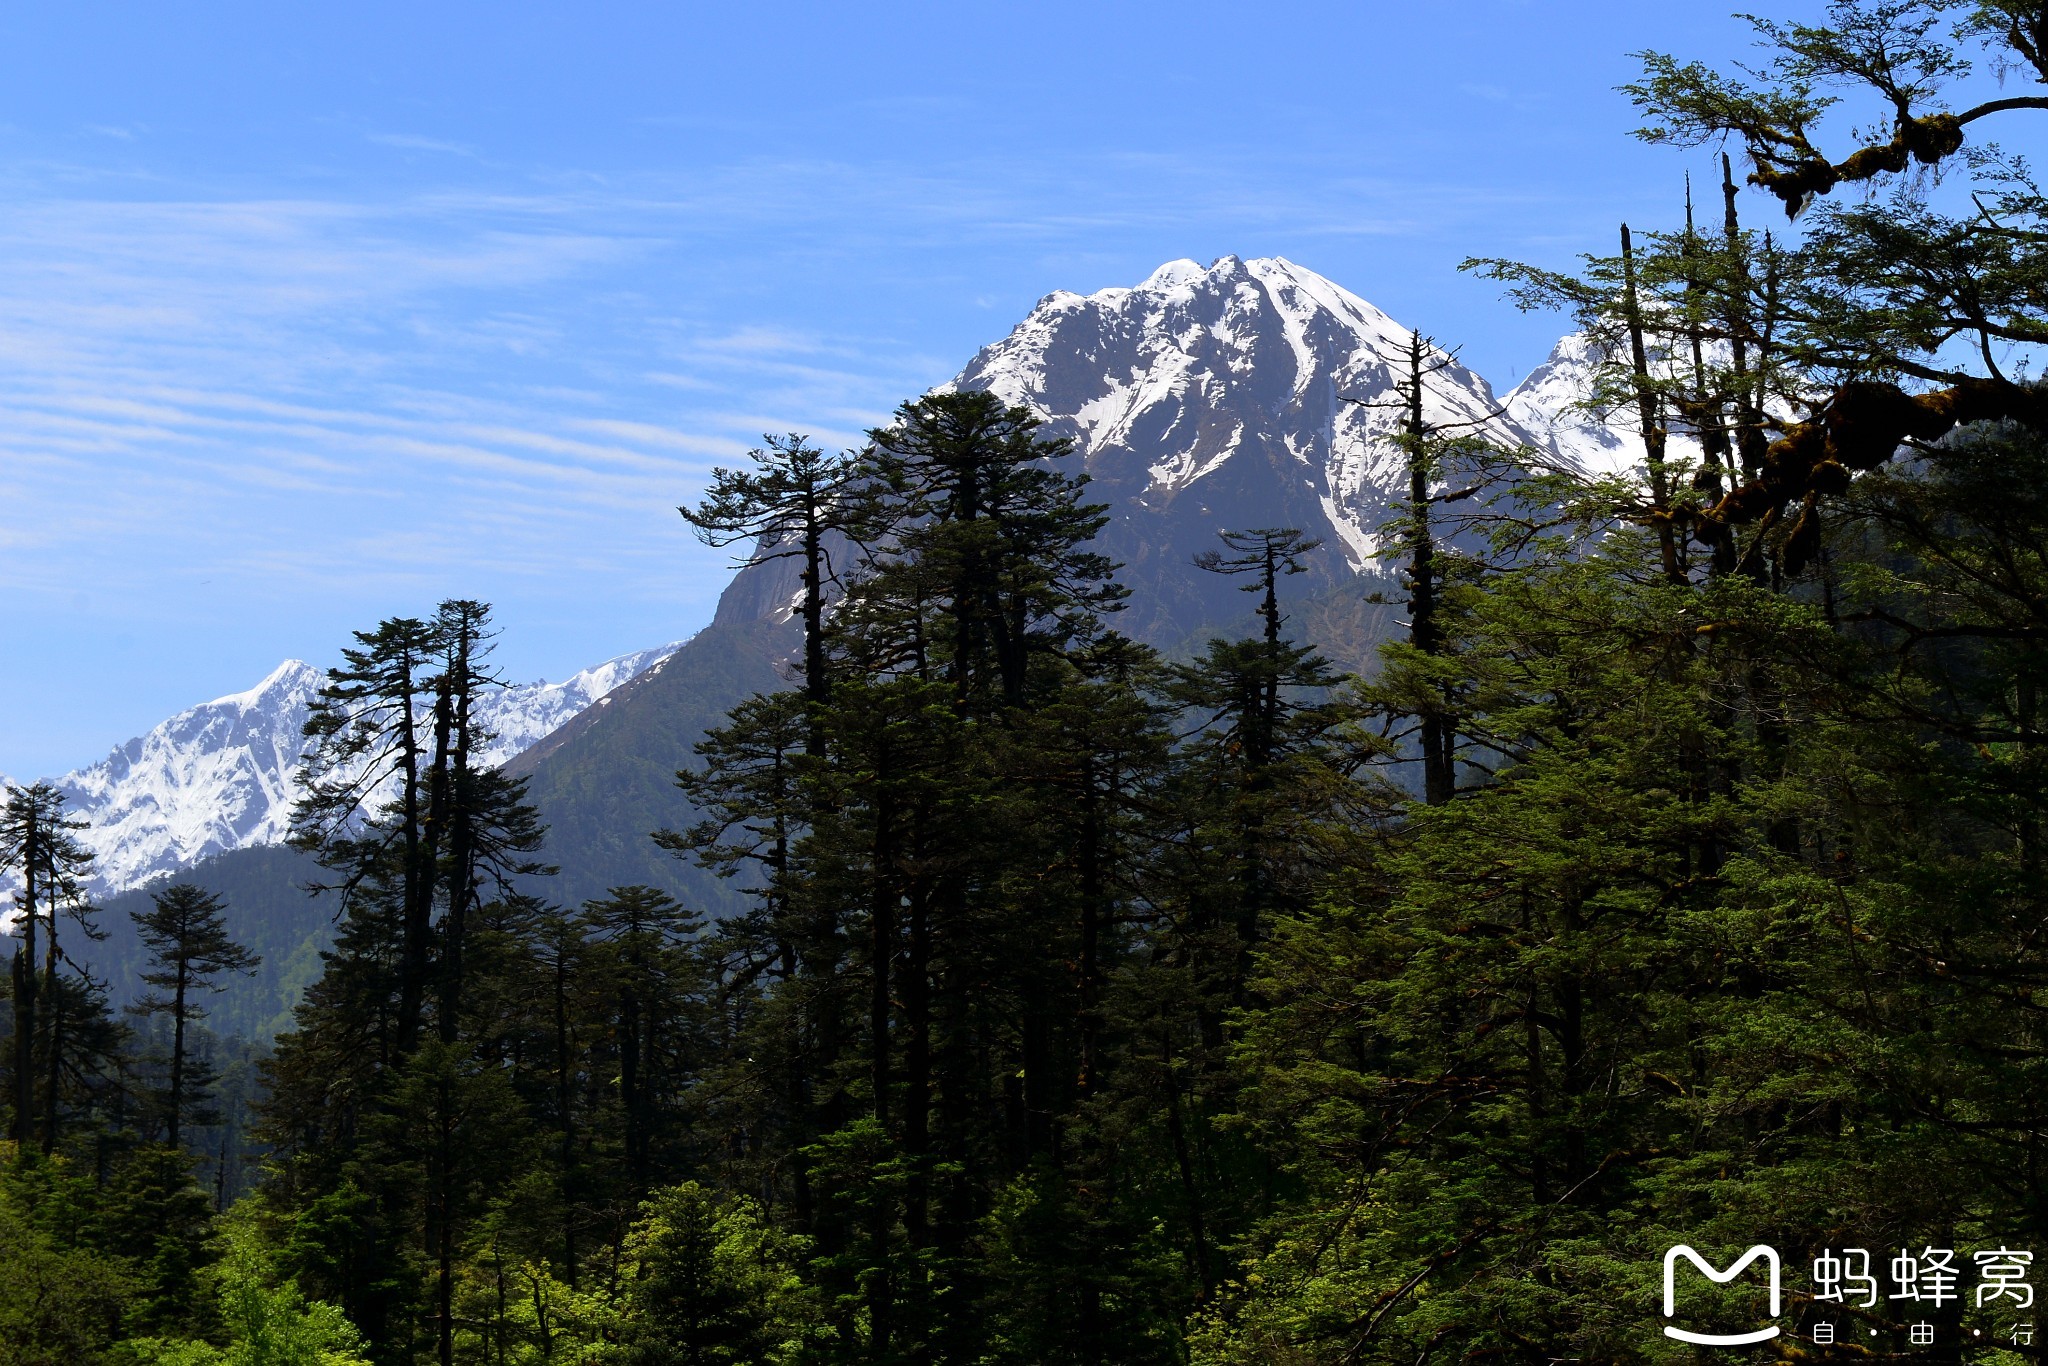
27 643 680 894
12 255 1657 901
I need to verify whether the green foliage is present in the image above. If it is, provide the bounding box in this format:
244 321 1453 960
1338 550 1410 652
0 1168 132 1366
94 1147 221 1337
1186 425 2048 1361
0 1144 248 1366
208 1236 372 1366
599 1182 819 1366
973 1162 1183 1365
120 1219 372 1366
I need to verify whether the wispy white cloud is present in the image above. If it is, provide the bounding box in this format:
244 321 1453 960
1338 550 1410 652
0 171 942 682
369 132 477 157
568 418 751 458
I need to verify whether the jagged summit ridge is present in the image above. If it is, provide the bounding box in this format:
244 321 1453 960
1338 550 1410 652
940 255 1617 650
956 255 1538 577
59 661 323 894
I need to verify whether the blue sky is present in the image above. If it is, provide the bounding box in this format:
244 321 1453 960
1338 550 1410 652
0 1 1801 774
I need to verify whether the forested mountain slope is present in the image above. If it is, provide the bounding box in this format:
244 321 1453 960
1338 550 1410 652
506 614 794 911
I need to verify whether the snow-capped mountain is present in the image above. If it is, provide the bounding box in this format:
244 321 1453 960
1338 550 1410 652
945 255 1638 645
1502 330 1639 476
1501 328 1709 477
56 661 322 895
956 256 1511 567
45 642 681 894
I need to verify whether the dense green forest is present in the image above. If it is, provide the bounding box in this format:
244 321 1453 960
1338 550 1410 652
11 5 2048 1361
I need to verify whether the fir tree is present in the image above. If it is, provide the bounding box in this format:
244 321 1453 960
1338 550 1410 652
265 600 554 1366
425 600 553 1047
129 885 259 1150
606 1182 820 1366
1341 332 1524 803
290 616 443 1053
1174 528 1348 967
576 886 706 1193
681 434 871 755
1 782 101 1155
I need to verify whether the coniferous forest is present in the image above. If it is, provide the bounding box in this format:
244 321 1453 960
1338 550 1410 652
12 6 2048 1362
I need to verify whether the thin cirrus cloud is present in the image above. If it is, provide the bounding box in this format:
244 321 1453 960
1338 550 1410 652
0 161 969 771
0 181 901 553
367 132 479 158
0 154 1550 597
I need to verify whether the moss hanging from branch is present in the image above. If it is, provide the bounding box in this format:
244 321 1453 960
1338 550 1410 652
1706 375 2048 571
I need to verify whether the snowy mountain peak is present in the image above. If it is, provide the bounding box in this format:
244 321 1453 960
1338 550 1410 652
1502 331 1648 479
1141 257 1208 290
954 255 1518 578
44 641 683 893
217 659 322 712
